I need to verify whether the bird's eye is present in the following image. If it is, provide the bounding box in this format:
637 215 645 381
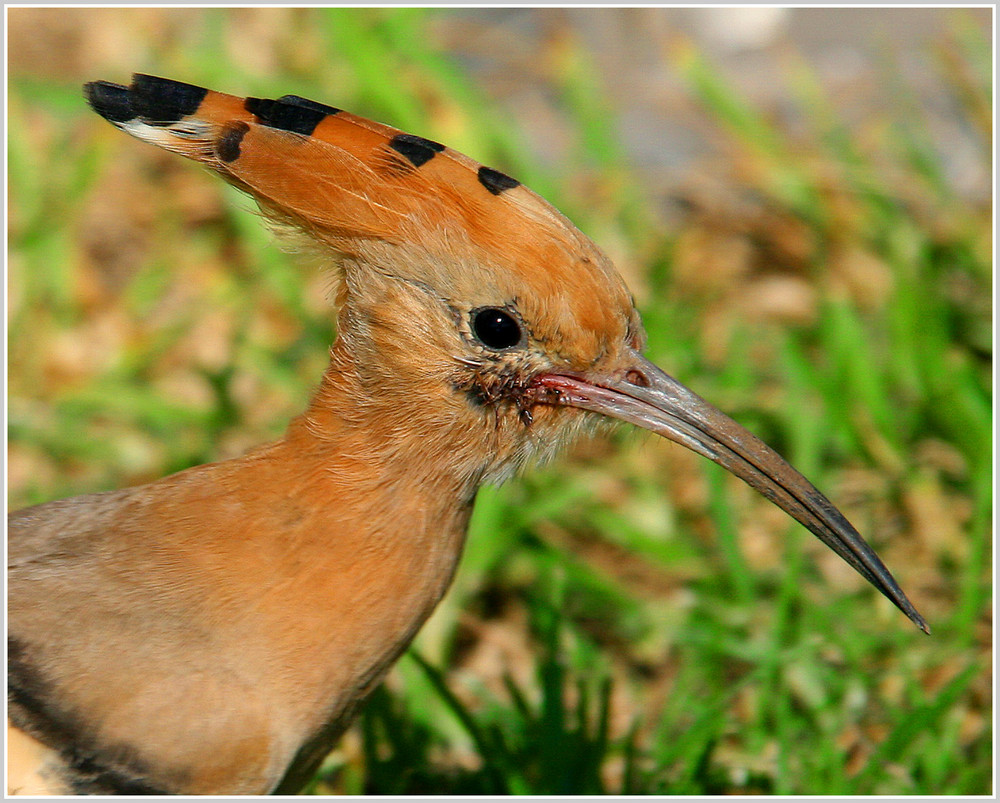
471 307 522 350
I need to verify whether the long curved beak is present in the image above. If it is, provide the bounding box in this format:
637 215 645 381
530 350 929 634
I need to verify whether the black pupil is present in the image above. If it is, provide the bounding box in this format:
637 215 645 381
472 308 521 350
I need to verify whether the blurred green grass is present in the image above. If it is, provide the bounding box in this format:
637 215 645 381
7 7 992 795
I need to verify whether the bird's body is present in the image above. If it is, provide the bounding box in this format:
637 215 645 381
9 393 474 794
7 75 927 795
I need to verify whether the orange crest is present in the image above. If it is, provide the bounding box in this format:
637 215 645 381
85 74 637 362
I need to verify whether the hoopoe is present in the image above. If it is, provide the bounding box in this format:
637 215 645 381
7 75 927 796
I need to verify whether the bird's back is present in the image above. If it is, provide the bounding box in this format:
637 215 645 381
8 469 297 793
8 430 477 793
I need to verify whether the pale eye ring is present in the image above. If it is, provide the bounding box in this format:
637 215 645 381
471 307 523 350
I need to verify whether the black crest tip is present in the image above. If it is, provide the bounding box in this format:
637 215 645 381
129 74 208 125
84 81 135 124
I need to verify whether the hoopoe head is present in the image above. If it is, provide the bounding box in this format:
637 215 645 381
84 74 642 478
85 75 927 632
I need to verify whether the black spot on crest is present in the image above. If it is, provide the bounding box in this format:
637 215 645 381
478 166 520 195
277 95 342 117
216 121 249 163
388 133 445 168
245 97 327 136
